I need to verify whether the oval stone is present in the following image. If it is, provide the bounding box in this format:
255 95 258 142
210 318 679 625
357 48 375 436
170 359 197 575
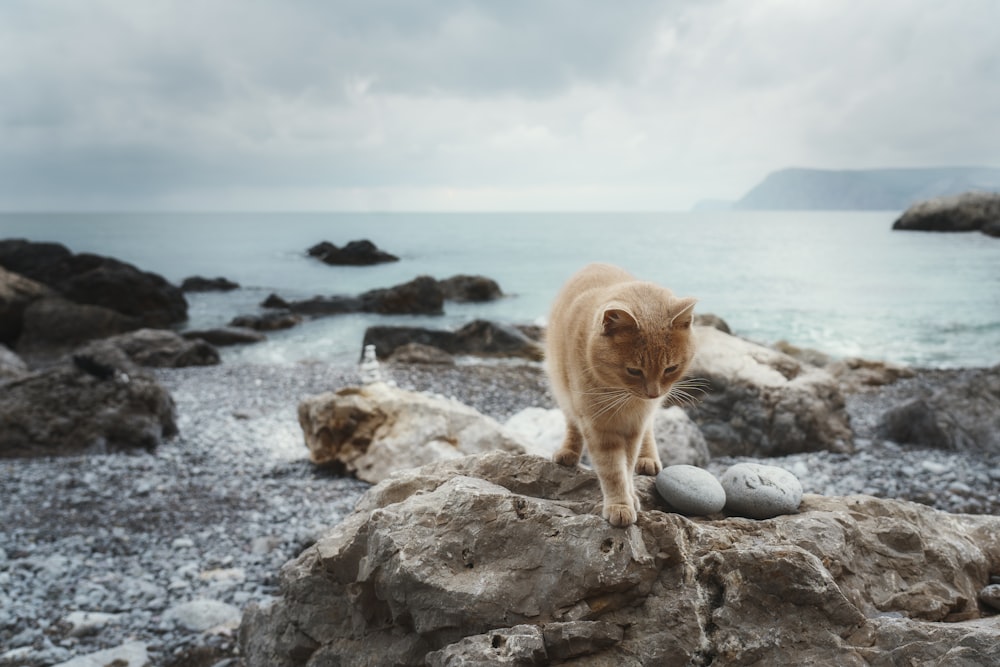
655 465 726 516
720 462 803 519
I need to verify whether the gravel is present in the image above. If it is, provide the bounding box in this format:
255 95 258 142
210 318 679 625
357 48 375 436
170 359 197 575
2 360 998 666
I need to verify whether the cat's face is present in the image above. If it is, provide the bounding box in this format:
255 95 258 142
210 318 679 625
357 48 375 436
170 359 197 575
590 301 696 401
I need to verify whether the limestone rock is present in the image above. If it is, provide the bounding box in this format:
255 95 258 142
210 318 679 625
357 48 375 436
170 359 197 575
239 452 1000 667
0 348 177 457
297 383 526 482
685 326 852 457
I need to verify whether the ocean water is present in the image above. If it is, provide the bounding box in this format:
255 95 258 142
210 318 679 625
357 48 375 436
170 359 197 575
2 211 998 369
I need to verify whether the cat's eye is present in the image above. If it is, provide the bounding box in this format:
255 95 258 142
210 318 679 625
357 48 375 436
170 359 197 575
626 367 643 377
663 365 679 376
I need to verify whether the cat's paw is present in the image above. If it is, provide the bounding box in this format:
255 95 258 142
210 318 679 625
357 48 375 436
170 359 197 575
635 456 662 475
604 502 638 527
553 448 581 467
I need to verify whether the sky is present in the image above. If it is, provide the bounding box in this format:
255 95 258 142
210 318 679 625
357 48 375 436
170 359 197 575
1 0 998 212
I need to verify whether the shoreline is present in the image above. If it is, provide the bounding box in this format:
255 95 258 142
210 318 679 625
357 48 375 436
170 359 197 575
2 358 999 666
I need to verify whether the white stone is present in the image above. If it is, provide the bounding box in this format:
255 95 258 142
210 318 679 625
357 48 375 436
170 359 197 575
52 641 149 667
62 611 120 637
163 598 241 632
720 462 803 519
655 465 726 516
504 407 566 459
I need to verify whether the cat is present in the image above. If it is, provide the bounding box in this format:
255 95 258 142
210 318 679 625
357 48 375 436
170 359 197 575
545 263 698 527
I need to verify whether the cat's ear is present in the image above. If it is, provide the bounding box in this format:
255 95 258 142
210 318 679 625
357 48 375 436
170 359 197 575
670 298 697 330
600 304 638 335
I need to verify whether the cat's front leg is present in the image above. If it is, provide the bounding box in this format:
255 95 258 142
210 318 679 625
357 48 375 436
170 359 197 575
635 426 662 475
588 432 639 527
553 418 584 467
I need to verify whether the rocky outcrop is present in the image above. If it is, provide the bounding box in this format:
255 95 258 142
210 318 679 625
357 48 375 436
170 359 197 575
359 275 444 315
180 276 240 292
307 239 399 265
182 327 266 346
16 297 143 360
0 239 188 326
892 191 1000 237
239 452 1000 667
363 320 543 361
438 274 504 302
79 329 220 368
0 347 177 457
0 266 54 347
297 383 526 482
876 365 1000 454
685 326 852 457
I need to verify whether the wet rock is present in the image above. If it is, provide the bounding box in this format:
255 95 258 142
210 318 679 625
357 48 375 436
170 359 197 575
438 274 504 302
180 276 240 292
685 326 852 457
307 239 399 265
655 464 726 516
359 275 444 315
239 452 1000 666
80 328 220 368
297 382 525 483
892 191 1000 236
182 327 266 347
285 295 364 316
230 311 303 331
720 462 804 519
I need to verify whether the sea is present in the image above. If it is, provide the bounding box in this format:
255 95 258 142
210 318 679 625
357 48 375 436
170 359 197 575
2 211 998 369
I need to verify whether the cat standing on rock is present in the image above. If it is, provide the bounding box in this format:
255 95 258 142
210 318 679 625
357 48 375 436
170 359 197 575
545 263 698 527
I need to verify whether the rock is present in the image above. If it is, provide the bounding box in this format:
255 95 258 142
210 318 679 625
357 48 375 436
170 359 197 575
0 348 177 457
828 357 916 392
892 191 1000 236
80 328 220 368
653 406 711 467
503 407 567 460
51 641 149 667
61 611 121 637
0 344 27 383
182 326 266 346
307 239 399 265
979 584 1000 612
438 274 504 302
685 326 852 457
16 297 143 360
693 312 731 334
261 293 290 309
163 598 242 632
387 342 456 365
296 382 526 482
875 365 1000 454
230 311 303 331
0 238 188 326
0 265 54 347
359 275 444 315
772 339 833 367
285 295 365 316
363 320 543 361
720 462 804 519
655 465 726 516
239 452 1000 667
180 276 240 292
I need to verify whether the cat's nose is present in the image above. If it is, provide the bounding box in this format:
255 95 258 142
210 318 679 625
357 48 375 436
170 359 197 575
645 385 660 399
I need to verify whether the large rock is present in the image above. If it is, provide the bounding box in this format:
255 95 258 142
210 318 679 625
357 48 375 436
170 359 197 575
684 326 852 457
230 311 303 331
180 275 240 292
892 191 1000 236
0 348 177 457
876 365 1000 454
80 328 220 368
297 383 526 483
359 275 444 315
307 239 399 265
363 320 543 361
182 327 266 347
438 274 504 302
16 297 143 360
0 266 54 347
0 239 188 326
239 452 1000 667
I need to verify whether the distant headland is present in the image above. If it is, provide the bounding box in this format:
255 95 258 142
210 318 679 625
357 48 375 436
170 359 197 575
696 166 1000 211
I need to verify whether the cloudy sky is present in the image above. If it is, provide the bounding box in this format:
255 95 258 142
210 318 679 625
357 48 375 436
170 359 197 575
2 0 998 211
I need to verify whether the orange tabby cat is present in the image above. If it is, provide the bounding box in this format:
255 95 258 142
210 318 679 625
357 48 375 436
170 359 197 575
545 263 697 527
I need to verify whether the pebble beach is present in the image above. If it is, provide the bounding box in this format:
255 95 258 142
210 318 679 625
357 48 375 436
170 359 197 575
2 360 998 666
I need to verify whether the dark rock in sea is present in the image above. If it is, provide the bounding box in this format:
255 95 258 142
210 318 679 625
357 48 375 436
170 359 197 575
892 191 1000 236
286 295 365 316
16 297 143 361
0 347 177 457
80 329 220 368
307 239 399 266
876 365 1000 454
261 293 290 309
363 319 543 361
438 274 504 302
181 276 240 292
0 266 55 347
230 311 303 332
182 327 266 347
359 275 444 315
